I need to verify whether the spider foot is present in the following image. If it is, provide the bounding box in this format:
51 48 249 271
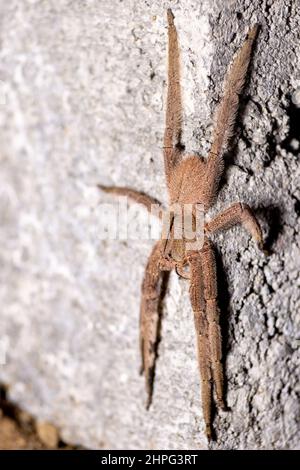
205 425 213 442
175 265 190 280
146 394 152 411
145 369 154 410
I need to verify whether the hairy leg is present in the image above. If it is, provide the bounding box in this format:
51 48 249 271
99 185 163 218
140 241 171 408
200 241 225 411
164 9 183 188
188 252 212 440
203 25 259 206
205 202 264 250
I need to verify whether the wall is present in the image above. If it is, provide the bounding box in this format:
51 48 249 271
0 0 299 449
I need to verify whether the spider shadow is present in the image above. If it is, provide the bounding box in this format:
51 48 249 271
214 247 232 414
143 270 170 409
255 204 283 254
210 203 282 439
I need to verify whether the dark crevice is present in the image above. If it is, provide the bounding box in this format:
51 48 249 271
265 277 275 295
248 96 264 114
264 119 278 167
175 142 185 152
285 0 293 32
292 196 300 216
229 32 237 44
235 163 254 177
261 305 269 333
175 130 186 152
267 324 282 341
149 60 155 80
281 96 300 155
239 127 252 149
255 205 284 254
0 385 18 422
265 0 272 16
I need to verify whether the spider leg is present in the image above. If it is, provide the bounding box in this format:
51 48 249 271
175 264 190 280
205 202 265 251
164 9 183 188
203 25 259 206
200 241 225 411
99 185 163 218
188 251 213 440
140 241 171 408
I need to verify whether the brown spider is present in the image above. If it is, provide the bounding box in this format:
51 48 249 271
100 9 266 440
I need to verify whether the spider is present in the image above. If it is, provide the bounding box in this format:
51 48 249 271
100 9 266 440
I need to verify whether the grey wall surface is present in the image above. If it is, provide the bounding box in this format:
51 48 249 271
0 0 299 449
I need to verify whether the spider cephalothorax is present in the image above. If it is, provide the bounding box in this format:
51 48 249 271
100 9 265 440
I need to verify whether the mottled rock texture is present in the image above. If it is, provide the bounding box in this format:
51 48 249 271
0 0 299 450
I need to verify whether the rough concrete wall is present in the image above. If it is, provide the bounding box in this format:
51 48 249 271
0 0 299 450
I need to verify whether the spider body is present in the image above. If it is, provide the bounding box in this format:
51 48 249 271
100 9 265 440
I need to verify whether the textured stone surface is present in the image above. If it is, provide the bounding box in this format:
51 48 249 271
0 0 299 450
